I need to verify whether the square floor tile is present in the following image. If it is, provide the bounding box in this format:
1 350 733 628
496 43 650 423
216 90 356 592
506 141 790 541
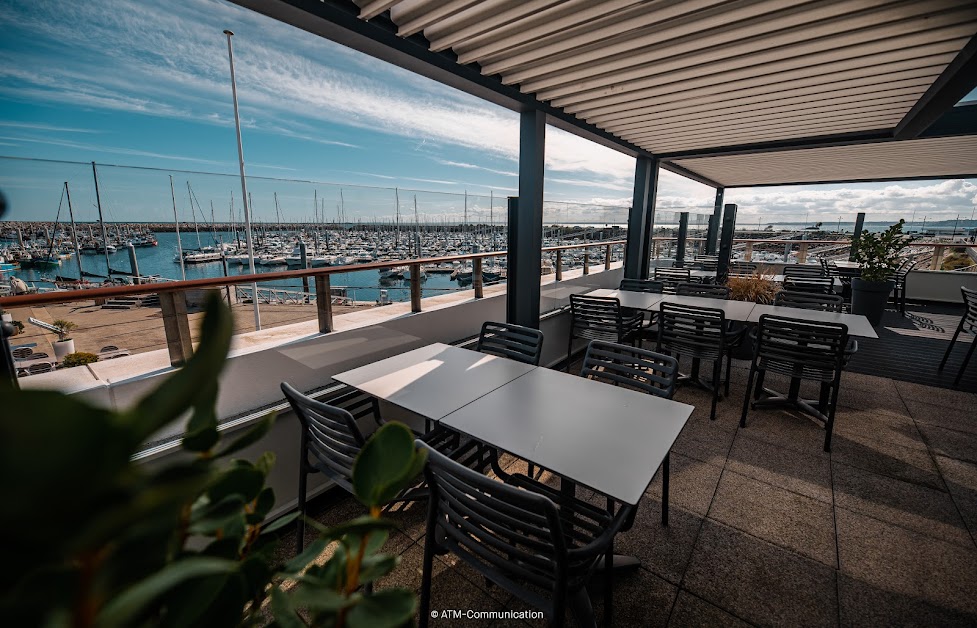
645 452 724 516
903 397 977 436
708 470 837 567
613 500 703 585
683 520 838 628
836 508 977 619
830 431 943 490
917 424 977 465
726 433 832 503
934 455 977 544
667 590 752 628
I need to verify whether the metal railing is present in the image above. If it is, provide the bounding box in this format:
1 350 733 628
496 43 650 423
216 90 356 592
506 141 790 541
2 240 627 369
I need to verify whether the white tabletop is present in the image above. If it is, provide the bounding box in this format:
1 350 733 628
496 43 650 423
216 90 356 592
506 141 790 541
831 260 862 269
747 304 879 338
333 343 536 420
656 294 757 321
440 367 693 505
689 269 717 279
585 288 664 310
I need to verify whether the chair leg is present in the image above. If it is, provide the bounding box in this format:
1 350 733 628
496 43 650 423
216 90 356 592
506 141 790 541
939 323 964 370
566 334 574 373
568 588 596 628
724 351 732 397
418 527 437 628
954 337 977 386
603 539 613 628
661 453 670 527
823 379 843 453
741 365 757 428
710 358 720 421
296 469 307 554
753 370 766 401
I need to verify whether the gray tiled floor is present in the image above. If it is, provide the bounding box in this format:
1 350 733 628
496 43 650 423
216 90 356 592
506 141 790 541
298 361 977 626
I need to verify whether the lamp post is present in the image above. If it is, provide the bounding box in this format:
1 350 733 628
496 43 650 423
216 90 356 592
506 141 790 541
224 29 261 330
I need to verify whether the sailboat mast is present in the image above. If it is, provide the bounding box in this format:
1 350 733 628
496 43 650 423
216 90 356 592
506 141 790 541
170 176 186 281
91 162 111 277
64 182 84 280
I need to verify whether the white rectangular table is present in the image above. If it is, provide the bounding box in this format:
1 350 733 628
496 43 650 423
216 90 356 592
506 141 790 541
747 304 879 338
440 367 694 506
585 288 664 310
333 343 536 421
656 294 757 321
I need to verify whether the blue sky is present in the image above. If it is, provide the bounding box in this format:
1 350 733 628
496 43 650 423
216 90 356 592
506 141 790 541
0 0 975 226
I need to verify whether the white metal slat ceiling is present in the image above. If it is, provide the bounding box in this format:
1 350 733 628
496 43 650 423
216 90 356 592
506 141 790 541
669 136 977 186
351 0 977 185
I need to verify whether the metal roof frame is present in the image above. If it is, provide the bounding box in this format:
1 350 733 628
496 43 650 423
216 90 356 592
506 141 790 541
231 0 977 189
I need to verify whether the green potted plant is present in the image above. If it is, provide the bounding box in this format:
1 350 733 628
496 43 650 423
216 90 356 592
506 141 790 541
851 219 910 326
62 351 99 368
50 318 78 360
2 295 424 627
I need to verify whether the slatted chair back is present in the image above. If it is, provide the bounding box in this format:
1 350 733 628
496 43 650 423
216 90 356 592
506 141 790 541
753 315 848 382
893 258 920 282
819 258 830 275
100 345 120 352
29 352 49 359
418 443 606 612
783 276 835 295
12 347 32 359
693 255 719 271
580 340 678 399
783 264 826 278
654 267 692 293
476 321 544 366
282 382 368 494
774 290 843 312
619 278 664 293
729 261 758 276
657 302 726 362
676 283 730 299
28 362 53 375
963 286 977 333
569 294 625 342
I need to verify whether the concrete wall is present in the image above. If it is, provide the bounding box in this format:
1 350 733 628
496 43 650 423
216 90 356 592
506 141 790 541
905 270 977 303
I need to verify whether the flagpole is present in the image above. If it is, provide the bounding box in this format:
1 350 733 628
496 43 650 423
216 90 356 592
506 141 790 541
224 29 261 330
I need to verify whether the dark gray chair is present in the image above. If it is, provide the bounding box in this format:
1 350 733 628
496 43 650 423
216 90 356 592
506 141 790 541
783 276 835 295
729 261 758 276
676 283 730 299
774 290 843 312
692 255 719 271
740 315 849 452
476 321 544 366
619 278 664 293
654 267 693 292
657 302 731 420
417 442 632 628
783 264 826 278
580 340 678 525
938 286 977 386
890 258 920 314
567 294 642 371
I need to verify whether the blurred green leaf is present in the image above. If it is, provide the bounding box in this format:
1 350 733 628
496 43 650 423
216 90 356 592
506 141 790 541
188 495 246 535
357 553 400 584
346 589 416 628
352 422 427 508
94 557 235 628
215 415 275 458
289 587 349 612
208 465 265 504
261 511 299 536
281 538 328 576
270 587 304 628
306 515 399 542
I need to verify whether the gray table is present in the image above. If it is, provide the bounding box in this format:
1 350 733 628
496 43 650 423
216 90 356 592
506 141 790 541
440 367 694 506
831 260 862 270
656 294 757 321
747 304 879 338
585 288 664 310
333 342 536 421
689 269 717 280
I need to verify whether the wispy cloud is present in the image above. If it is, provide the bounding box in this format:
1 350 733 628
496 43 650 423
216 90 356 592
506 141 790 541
435 159 516 177
0 121 99 133
0 134 230 167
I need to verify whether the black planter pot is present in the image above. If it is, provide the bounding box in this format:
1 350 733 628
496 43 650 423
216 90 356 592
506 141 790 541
850 278 894 327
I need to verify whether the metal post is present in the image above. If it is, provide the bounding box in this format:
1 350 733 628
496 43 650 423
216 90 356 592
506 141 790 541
931 245 945 270
473 257 483 298
127 244 140 284
555 250 563 280
675 212 689 268
745 242 754 262
706 188 724 254
797 240 809 265
224 29 260 331
583 249 590 275
299 241 310 298
849 212 866 261
170 176 186 281
717 204 738 283
91 162 111 278
221 255 232 306
63 182 83 281
605 244 611 270
315 275 333 332
506 109 545 328
624 157 658 279
159 291 193 367
410 262 422 312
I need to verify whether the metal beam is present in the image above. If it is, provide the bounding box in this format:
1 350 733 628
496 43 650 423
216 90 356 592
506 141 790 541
506 109 545 329
894 34 977 140
624 157 657 279
675 212 689 268
706 188 724 255
229 0 655 161
716 204 738 284
850 212 866 261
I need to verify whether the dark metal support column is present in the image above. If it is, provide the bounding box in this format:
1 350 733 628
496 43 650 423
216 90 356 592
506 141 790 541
716 204 738 284
624 156 658 279
706 187 724 254
849 212 866 261
506 109 545 328
675 212 689 267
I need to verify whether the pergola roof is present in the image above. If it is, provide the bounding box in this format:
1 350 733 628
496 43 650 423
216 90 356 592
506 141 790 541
238 0 977 188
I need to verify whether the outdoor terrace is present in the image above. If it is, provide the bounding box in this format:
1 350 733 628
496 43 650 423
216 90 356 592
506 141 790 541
294 358 977 627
